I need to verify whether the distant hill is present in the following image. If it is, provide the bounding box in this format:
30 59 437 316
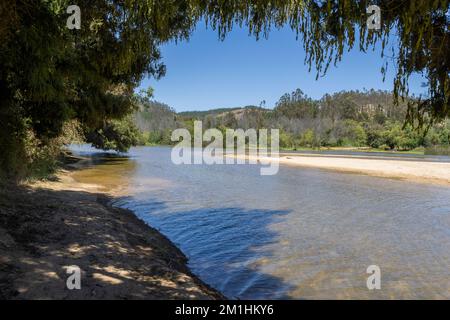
132 89 450 152
178 106 268 119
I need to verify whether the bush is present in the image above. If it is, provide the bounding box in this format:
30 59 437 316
0 120 84 181
425 145 450 155
279 131 294 149
300 129 315 147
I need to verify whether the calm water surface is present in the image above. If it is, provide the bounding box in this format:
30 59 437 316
71 145 450 299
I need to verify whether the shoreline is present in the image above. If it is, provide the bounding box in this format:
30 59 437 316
234 153 450 186
0 159 224 300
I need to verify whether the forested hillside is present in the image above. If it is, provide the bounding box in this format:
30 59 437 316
135 89 450 152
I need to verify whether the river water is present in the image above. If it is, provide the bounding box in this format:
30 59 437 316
70 145 450 299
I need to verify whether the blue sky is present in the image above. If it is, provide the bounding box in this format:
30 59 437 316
139 23 426 112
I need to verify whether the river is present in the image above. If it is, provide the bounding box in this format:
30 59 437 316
70 145 450 299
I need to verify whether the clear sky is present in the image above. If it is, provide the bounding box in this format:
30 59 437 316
139 22 426 112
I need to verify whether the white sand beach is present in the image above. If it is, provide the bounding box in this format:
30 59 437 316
235 153 450 185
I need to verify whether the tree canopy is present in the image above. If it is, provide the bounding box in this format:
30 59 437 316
0 1 449 178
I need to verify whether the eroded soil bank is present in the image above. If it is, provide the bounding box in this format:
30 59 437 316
0 164 224 299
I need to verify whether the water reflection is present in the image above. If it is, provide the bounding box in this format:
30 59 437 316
70 150 137 194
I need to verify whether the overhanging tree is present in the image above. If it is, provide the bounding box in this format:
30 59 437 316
0 0 196 177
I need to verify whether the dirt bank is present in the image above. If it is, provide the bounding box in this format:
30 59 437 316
0 167 224 299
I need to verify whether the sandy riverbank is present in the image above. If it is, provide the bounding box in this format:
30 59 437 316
0 164 224 299
236 153 450 185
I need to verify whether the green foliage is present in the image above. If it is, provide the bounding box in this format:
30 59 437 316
132 91 180 146
0 0 197 179
300 129 316 148
85 116 141 153
336 120 367 147
145 89 450 152
0 120 84 181
275 89 317 119
425 145 450 156
365 124 382 148
279 131 294 149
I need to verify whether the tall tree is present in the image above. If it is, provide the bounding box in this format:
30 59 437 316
0 0 196 177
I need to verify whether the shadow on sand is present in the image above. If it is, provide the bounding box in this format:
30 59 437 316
0 184 223 299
